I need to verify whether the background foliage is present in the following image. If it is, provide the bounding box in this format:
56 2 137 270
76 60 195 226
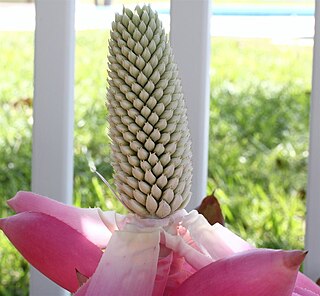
0 29 312 295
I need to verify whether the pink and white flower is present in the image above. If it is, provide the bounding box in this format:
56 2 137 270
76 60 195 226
1 191 319 296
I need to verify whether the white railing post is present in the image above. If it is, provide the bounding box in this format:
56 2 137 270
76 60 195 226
170 0 211 210
305 0 320 281
31 0 75 295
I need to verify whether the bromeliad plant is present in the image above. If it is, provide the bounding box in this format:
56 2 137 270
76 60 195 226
1 5 320 296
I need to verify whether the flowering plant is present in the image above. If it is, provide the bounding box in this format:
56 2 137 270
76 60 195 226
1 5 320 296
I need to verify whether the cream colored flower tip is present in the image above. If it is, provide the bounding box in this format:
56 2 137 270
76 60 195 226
107 5 193 218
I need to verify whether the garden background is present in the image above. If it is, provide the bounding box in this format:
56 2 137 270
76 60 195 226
0 0 315 294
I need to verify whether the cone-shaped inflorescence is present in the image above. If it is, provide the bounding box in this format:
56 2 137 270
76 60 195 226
107 5 192 218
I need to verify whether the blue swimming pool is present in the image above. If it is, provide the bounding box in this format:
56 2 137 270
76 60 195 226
155 6 314 17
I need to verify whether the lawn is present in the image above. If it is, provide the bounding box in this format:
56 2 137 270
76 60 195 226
0 30 313 295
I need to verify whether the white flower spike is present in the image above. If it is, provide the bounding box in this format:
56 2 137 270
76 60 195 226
107 5 193 218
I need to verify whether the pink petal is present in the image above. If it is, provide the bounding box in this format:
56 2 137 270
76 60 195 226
182 212 252 260
161 230 212 270
74 280 90 296
153 248 173 296
98 208 126 233
293 287 319 296
77 230 160 296
171 249 305 296
8 191 112 248
164 253 196 295
296 272 320 295
0 212 102 292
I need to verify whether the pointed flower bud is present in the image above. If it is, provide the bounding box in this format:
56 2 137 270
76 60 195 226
107 5 192 218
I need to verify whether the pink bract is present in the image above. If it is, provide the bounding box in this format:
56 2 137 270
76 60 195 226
1 191 320 296
0 211 102 292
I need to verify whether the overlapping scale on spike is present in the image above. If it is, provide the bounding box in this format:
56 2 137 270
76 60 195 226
107 5 192 218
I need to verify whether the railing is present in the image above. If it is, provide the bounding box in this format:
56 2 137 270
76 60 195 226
31 0 210 294
304 0 320 281
32 1 74 294
31 0 319 294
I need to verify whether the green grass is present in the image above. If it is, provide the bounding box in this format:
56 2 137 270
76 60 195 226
0 31 313 295
0 32 33 296
208 38 312 248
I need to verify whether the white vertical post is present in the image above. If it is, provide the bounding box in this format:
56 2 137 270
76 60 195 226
31 0 75 295
170 0 211 210
305 1 320 281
